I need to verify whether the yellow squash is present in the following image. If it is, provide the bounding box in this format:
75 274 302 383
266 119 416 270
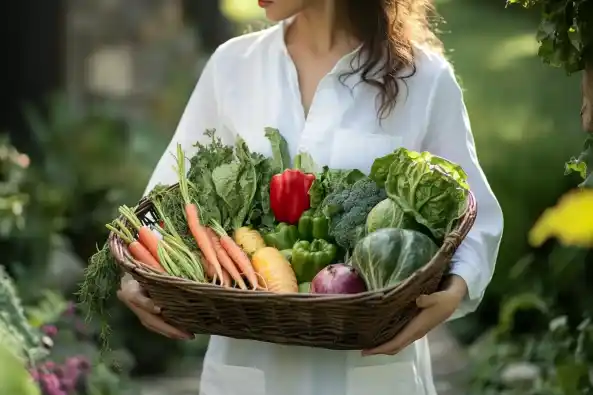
233 227 266 255
251 247 298 293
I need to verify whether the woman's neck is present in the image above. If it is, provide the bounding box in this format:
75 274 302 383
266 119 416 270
286 2 358 55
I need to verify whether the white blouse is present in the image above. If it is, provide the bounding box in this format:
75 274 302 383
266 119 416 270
145 21 503 395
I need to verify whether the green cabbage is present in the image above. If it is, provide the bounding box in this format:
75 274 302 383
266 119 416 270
351 228 438 290
371 148 469 241
366 198 413 233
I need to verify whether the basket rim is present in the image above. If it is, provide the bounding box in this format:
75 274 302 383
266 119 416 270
108 189 477 300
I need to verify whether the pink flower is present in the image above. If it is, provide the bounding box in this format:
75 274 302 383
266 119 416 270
42 361 57 371
63 301 76 316
74 320 88 335
14 153 30 168
29 368 40 381
42 325 58 337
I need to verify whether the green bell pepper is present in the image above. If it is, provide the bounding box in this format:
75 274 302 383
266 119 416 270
297 210 330 241
263 223 299 251
291 239 337 283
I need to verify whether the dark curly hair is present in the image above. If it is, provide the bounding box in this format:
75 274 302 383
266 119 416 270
341 0 443 118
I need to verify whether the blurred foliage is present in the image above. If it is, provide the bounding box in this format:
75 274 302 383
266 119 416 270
506 0 593 185
23 94 150 259
0 343 41 395
0 265 49 364
0 137 30 236
469 191 593 394
0 94 184 375
506 0 593 73
467 2 593 387
430 0 585 341
0 267 136 395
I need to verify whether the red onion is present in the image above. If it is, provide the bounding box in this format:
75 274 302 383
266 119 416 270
310 264 367 294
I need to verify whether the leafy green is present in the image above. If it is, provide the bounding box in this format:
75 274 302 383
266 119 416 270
369 153 398 188
565 134 593 188
309 166 365 210
186 129 235 226
380 148 469 241
245 152 276 231
321 178 386 251
294 152 318 174
365 198 425 235
264 127 290 173
211 137 259 229
351 228 438 291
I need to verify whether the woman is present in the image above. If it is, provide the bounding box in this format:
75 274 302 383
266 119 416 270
117 0 504 394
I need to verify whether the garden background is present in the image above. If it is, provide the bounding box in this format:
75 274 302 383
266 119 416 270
1 0 591 394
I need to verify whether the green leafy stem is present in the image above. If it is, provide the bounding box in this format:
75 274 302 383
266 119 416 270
507 0 593 74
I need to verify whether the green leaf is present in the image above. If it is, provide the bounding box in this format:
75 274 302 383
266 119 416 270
0 344 40 395
565 158 588 179
565 135 593 188
369 152 397 188
556 361 589 395
497 293 548 334
383 148 469 240
294 152 318 174
264 127 290 173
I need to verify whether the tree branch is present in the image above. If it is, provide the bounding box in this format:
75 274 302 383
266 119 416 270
582 63 593 133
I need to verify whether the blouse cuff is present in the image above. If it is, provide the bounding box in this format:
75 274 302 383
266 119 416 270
446 251 485 321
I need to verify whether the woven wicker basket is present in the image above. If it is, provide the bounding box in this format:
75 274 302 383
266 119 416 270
109 190 477 350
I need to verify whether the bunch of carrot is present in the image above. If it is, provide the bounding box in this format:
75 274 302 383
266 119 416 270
115 205 206 282
174 145 259 290
106 218 165 273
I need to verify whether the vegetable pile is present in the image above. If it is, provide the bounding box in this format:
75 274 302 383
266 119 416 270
80 128 470 338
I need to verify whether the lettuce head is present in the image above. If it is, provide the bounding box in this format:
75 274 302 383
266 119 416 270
371 148 469 241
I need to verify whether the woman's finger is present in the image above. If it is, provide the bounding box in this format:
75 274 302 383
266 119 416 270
141 320 175 339
416 292 442 308
130 293 161 314
129 303 193 339
141 313 193 340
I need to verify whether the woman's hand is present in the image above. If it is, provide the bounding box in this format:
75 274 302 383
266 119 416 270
361 275 468 357
117 275 193 340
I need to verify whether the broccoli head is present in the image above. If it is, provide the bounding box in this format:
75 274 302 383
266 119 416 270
321 178 386 251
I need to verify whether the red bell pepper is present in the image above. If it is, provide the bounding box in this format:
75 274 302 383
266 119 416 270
270 169 316 224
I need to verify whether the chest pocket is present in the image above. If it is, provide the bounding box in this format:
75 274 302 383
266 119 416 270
330 129 403 175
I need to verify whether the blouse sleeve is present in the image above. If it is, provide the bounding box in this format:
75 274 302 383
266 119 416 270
421 63 504 320
142 50 233 196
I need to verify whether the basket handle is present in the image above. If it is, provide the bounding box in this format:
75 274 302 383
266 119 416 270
442 191 478 252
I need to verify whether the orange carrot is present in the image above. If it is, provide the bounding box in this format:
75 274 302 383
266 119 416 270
106 222 165 273
205 228 247 290
175 144 225 282
212 273 231 287
118 206 161 262
129 241 163 270
210 220 258 290
201 252 216 281
138 226 160 260
220 267 232 288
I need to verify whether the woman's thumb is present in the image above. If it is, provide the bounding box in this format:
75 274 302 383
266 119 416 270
416 293 440 308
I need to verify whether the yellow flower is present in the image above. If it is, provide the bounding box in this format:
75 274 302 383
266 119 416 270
529 189 593 248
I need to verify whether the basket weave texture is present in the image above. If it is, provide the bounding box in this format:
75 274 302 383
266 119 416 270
109 190 477 350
